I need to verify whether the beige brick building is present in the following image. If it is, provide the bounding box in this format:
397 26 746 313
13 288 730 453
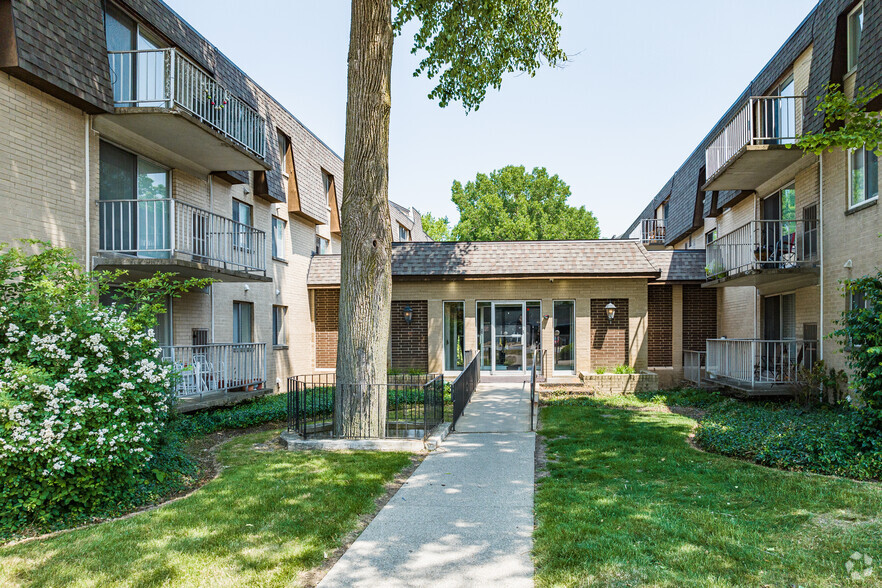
624 0 882 394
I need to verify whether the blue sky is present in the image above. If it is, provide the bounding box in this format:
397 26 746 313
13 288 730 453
170 0 818 237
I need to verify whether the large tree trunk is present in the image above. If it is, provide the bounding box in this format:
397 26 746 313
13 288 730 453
335 0 393 438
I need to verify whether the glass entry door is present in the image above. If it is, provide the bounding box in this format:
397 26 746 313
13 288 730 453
494 304 524 372
476 301 540 375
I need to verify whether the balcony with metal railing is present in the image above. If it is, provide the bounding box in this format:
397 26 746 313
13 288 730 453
161 343 267 400
96 48 269 173
704 96 813 191
94 198 269 282
640 218 666 247
705 219 819 289
706 338 817 394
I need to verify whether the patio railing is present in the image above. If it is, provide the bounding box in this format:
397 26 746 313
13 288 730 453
98 198 266 274
451 353 480 431
641 218 666 244
108 48 266 158
706 338 817 389
286 373 445 440
161 342 266 397
706 95 805 179
705 219 819 280
683 350 706 387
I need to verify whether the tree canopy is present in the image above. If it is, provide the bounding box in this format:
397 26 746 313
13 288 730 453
795 83 882 155
420 212 452 241
393 0 566 111
428 165 599 241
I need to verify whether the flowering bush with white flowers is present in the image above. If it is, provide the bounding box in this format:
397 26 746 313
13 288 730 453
0 243 210 533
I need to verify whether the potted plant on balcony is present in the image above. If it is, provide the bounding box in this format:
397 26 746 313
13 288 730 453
705 261 726 281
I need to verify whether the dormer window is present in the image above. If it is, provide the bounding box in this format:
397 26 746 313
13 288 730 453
398 224 411 241
848 3 864 72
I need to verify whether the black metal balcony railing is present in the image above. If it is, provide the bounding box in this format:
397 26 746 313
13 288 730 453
705 219 819 280
98 198 266 274
107 48 266 159
161 343 267 397
641 218 666 244
706 95 805 180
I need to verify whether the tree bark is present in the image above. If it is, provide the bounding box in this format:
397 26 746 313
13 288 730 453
335 0 393 438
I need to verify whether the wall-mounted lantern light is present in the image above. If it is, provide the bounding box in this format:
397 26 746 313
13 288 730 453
605 301 617 323
403 305 413 325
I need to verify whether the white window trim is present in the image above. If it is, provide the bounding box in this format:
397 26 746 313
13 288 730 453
272 215 287 260
848 146 879 210
847 3 864 74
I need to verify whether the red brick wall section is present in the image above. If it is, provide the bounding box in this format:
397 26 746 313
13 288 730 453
390 300 428 372
682 285 717 353
591 298 629 370
314 289 339 369
648 285 673 367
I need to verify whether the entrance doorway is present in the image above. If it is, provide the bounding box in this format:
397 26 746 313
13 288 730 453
476 301 541 375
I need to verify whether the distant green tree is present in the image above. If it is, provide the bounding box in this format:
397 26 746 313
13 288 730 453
420 212 452 241
449 165 599 241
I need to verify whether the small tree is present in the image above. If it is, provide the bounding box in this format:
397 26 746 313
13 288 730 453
832 276 882 442
0 243 209 532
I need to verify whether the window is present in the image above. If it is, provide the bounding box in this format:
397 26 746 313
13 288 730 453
850 146 879 207
848 3 864 72
398 224 411 241
277 130 290 193
553 301 575 373
443 302 464 371
272 305 287 347
705 229 717 247
192 328 209 347
322 171 333 210
272 216 286 260
232 199 253 251
233 301 253 343
315 235 329 255
850 289 868 311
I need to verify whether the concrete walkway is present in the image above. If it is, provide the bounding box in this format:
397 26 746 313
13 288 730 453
318 383 535 588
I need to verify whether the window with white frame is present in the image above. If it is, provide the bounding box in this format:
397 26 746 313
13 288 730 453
272 216 286 260
272 305 287 347
277 130 290 193
315 235 329 255
848 3 864 72
233 301 253 343
398 224 411 241
850 146 879 208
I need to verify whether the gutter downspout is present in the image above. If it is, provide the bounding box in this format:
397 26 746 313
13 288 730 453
209 174 215 344
84 114 91 268
819 153 824 360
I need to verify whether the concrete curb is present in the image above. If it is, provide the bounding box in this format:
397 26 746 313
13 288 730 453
280 422 453 453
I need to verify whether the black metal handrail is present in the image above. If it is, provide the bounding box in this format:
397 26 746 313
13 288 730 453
286 373 444 440
450 353 479 431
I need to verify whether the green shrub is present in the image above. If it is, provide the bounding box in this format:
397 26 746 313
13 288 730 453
174 394 289 439
694 402 882 480
613 364 636 374
594 367 606 375
0 243 209 533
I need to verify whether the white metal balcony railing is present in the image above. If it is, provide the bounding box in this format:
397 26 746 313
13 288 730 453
98 198 267 274
706 338 817 388
641 218 666 244
705 95 805 180
161 343 267 398
705 219 819 280
683 350 706 386
107 48 266 159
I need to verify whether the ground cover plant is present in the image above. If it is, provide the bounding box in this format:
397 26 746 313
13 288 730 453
0 432 412 587
534 392 882 587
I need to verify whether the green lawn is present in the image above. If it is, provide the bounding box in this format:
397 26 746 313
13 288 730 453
0 432 411 588
534 395 882 587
